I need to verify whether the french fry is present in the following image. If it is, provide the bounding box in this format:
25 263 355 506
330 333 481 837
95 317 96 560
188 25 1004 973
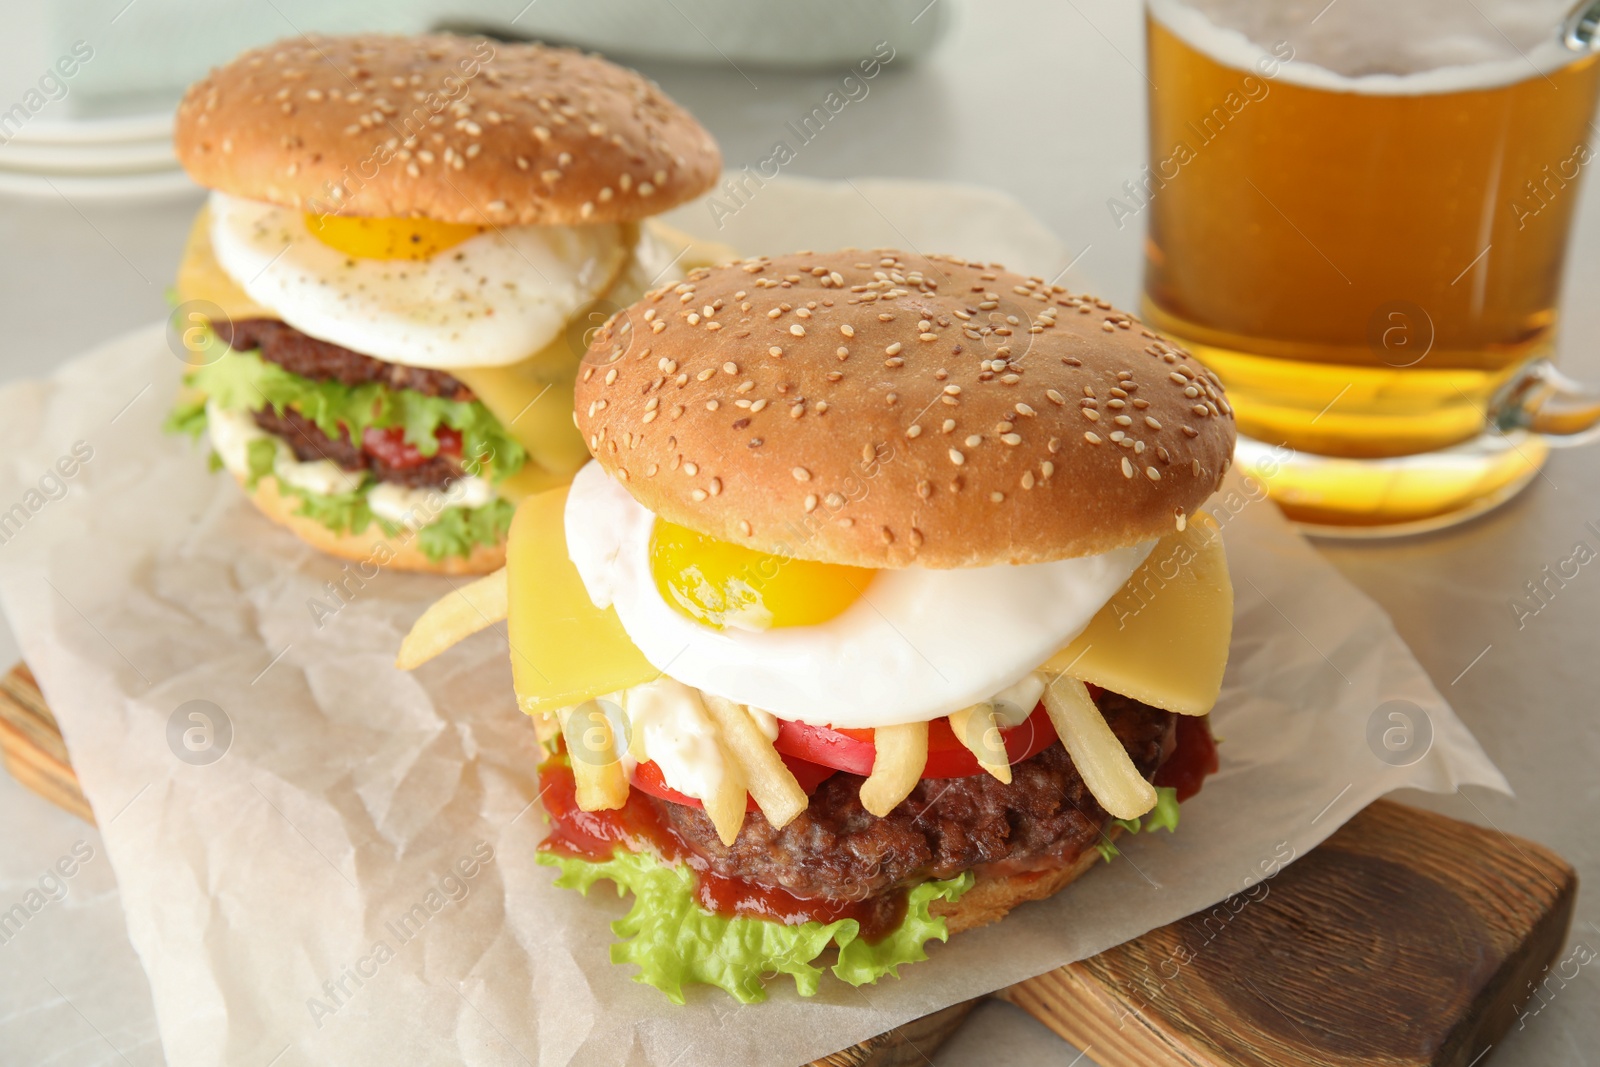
701 695 809 828
700 751 749 847
395 568 508 670
558 700 629 811
859 721 929 817
948 702 1012 784
1042 675 1157 820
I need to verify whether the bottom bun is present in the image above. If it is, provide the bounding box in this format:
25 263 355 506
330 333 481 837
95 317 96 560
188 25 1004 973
932 826 1122 936
243 474 506 576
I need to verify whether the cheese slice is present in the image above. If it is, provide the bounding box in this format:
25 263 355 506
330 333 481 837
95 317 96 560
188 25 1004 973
175 205 275 319
1044 512 1231 716
507 486 658 717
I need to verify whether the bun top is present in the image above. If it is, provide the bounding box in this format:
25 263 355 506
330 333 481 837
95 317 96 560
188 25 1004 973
575 250 1236 568
174 34 720 226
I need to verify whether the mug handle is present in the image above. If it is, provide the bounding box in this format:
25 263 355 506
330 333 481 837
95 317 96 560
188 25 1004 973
1493 360 1600 447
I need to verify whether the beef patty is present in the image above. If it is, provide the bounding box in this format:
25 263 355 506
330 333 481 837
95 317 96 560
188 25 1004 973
250 407 462 489
651 693 1175 903
213 318 473 400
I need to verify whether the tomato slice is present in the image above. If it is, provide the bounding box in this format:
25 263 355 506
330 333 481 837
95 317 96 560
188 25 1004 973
360 425 463 469
630 751 837 812
773 702 1058 779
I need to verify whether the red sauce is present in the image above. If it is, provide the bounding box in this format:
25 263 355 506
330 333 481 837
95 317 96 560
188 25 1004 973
538 760 907 941
1154 714 1219 802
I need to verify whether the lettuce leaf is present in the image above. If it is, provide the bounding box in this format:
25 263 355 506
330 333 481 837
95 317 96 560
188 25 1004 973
1099 785 1182 862
537 848 973 1004
179 343 526 481
269 477 513 562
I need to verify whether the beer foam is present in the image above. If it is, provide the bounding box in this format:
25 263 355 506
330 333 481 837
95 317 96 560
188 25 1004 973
1149 0 1583 94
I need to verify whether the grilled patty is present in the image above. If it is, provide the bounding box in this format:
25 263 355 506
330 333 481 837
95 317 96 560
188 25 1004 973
250 407 462 489
651 693 1175 903
213 317 474 400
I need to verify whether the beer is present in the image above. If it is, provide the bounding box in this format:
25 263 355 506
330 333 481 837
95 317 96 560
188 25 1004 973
1140 0 1600 531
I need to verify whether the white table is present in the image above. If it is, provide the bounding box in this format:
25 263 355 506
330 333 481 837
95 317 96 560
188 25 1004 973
1 2 1595 1064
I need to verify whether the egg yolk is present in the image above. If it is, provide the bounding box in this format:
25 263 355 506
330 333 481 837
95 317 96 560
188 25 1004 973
305 214 486 260
649 519 873 631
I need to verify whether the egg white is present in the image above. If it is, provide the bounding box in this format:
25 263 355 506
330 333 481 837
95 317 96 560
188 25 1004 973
207 192 627 370
565 462 1153 729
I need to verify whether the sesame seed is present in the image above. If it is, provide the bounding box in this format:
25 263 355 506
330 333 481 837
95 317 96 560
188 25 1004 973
965 434 982 447
1114 415 1133 427
691 489 708 502
949 449 965 465
885 342 903 356
709 478 722 495
617 467 630 481
1040 461 1054 479
768 346 783 358
1047 390 1066 405
906 424 922 438
1193 459 1203 476
920 333 937 342
1181 425 1199 438
707 400 720 411
723 362 738 374
837 347 850 360
1146 467 1161 481
1085 432 1103 444
840 324 855 338
1015 403 1035 417
1083 409 1100 422
804 494 818 512
1022 471 1037 489
825 493 844 508
1121 457 1134 478
942 420 956 433
684 462 699 476
943 385 961 396
740 520 753 536
696 368 715 382
1001 433 1022 446
990 492 1005 503
793 467 811 481
1146 417 1162 430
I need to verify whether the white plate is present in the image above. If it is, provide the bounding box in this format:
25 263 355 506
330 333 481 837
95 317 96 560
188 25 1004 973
0 167 198 202
0 137 178 175
3 111 173 145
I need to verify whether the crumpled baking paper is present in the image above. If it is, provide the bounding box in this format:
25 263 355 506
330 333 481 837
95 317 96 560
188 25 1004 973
0 177 1507 1067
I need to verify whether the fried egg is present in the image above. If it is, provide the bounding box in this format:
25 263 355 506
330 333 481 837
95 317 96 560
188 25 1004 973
207 192 628 369
565 462 1153 728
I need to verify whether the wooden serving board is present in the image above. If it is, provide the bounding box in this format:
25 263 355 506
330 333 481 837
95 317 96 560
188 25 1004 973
0 663 1575 1067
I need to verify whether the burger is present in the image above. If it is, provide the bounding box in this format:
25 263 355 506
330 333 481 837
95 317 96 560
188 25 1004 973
164 34 723 574
402 250 1236 1001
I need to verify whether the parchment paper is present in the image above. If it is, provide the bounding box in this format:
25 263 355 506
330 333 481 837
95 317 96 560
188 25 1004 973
0 177 1508 1067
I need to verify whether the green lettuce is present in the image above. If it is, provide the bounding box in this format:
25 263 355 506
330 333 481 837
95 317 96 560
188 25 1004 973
537 848 973 1004
268 477 514 562
1097 786 1182 862
178 344 526 479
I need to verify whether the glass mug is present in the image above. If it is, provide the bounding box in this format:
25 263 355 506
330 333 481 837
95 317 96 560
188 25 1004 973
1140 0 1600 535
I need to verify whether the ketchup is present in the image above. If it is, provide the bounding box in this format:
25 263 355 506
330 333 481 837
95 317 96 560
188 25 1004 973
539 761 907 941
1153 714 1219 802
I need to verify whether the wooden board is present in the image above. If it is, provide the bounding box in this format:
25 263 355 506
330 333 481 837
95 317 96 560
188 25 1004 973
0 663 1574 1067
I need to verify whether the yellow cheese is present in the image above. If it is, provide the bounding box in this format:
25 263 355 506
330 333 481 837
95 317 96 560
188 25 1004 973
175 206 275 319
1044 513 1232 716
507 486 658 717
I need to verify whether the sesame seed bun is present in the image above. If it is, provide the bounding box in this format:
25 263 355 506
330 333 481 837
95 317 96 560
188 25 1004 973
174 34 720 226
244 474 506 576
575 251 1235 568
